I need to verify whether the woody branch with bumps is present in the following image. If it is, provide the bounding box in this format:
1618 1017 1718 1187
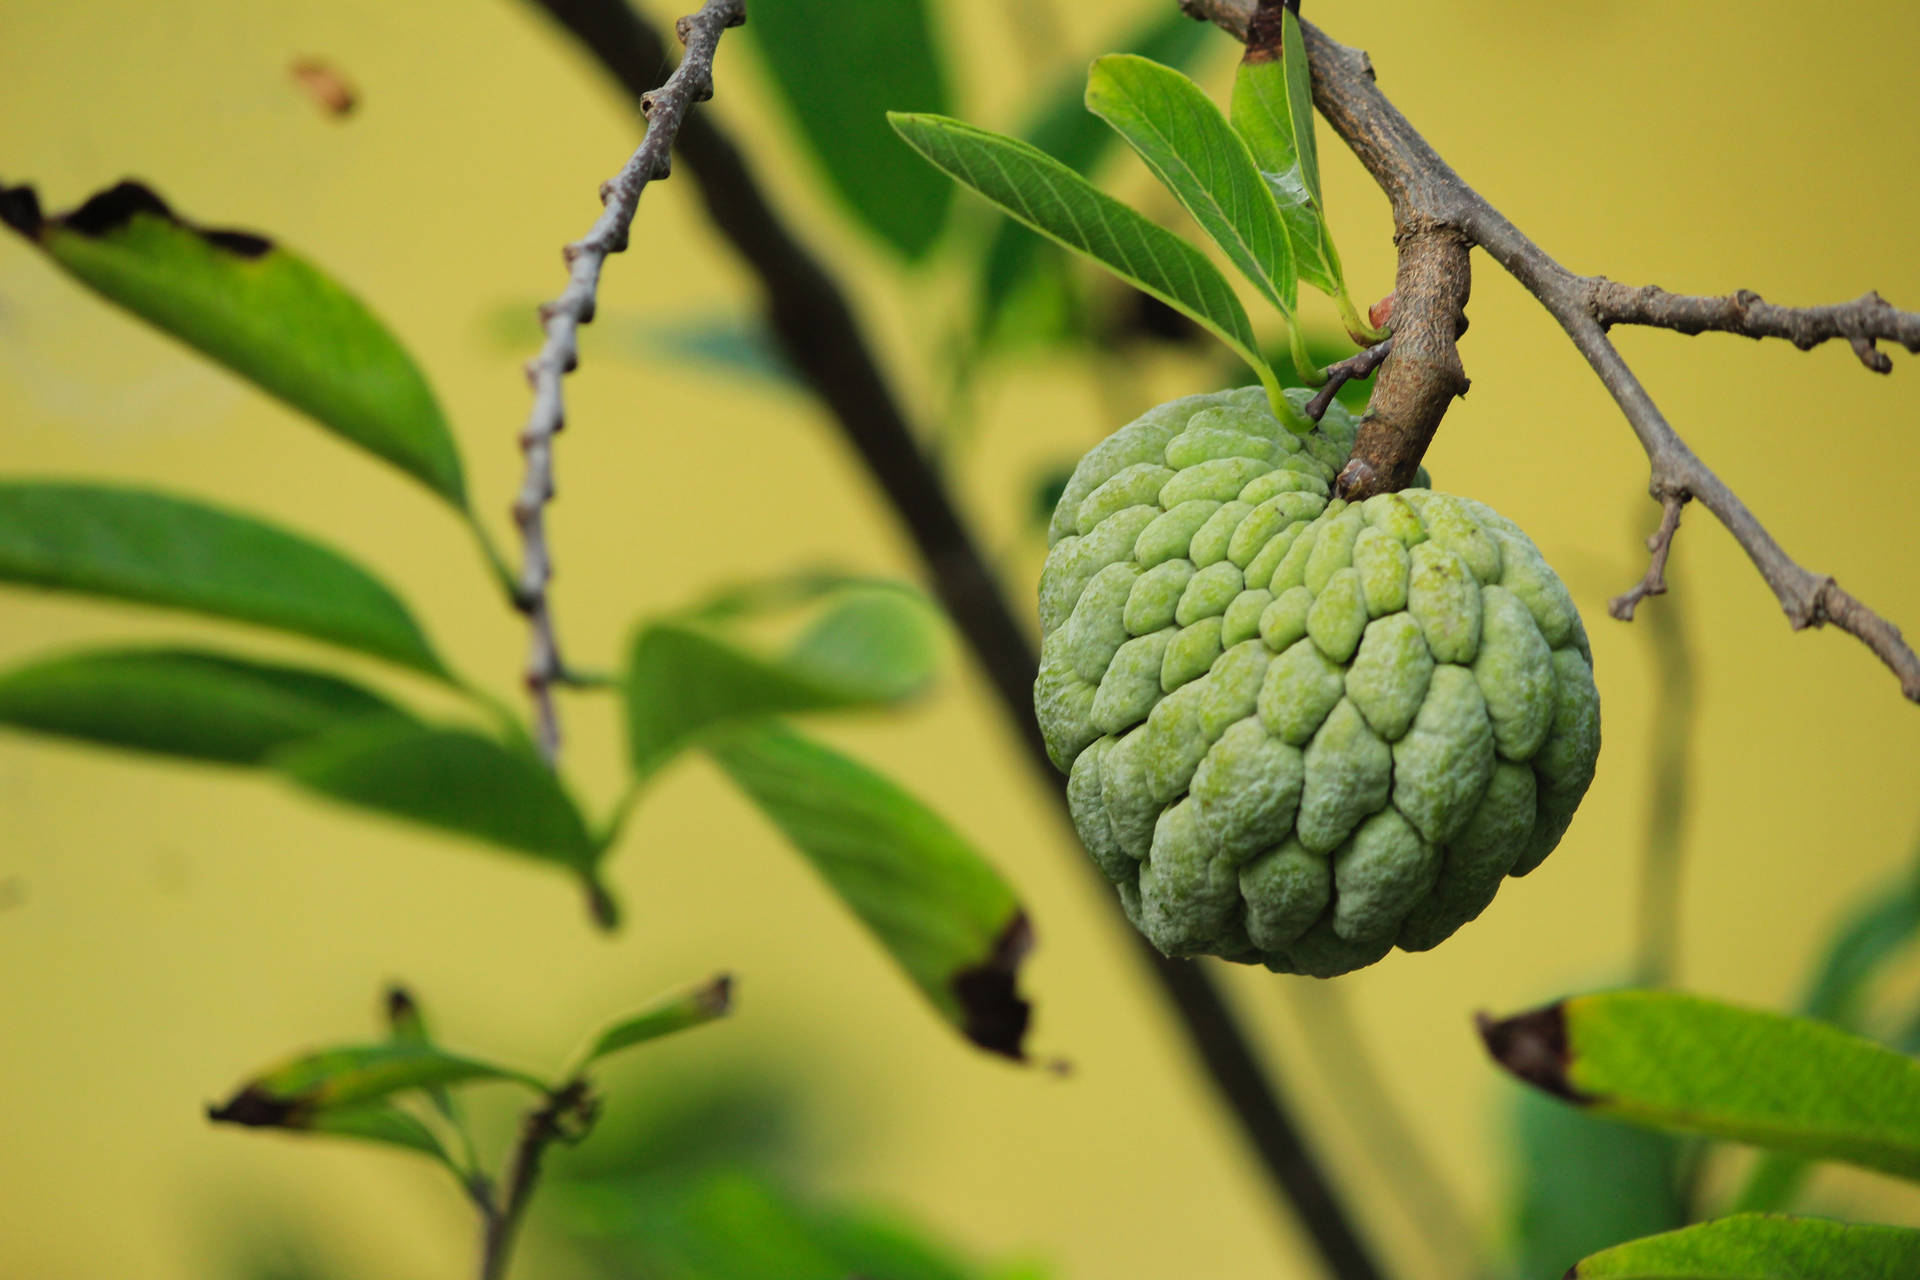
1185 0 1920 702
514 0 746 763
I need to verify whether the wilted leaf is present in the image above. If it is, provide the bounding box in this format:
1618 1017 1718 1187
744 0 952 260
273 722 601 878
1570 1214 1920 1279
0 482 446 678
709 725 1031 1058
1481 990 1920 1183
1086 54 1296 312
890 112 1295 424
626 586 940 781
208 1041 542 1129
563 974 734 1076
0 647 412 765
0 180 463 505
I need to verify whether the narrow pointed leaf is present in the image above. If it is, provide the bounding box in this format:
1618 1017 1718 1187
889 112 1288 413
979 7 1212 338
1571 1215 1920 1279
0 482 446 677
304 1104 458 1167
1510 1085 1685 1279
273 723 599 873
385 985 465 1133
1277 7 1322 208
744 0 952 259
1086 54 1296 312
208 1041 543 1129
626 586 940 781
781 587 942 703
1481 991 1920 1183
0 647 412 765
565 975 734 1076
709 725 1031 1059
1231 30 1341 297
0 181 464 505
1734 836 1920 1211
682 569 904 624
555 1167 999 1280
1800 837 1920 1028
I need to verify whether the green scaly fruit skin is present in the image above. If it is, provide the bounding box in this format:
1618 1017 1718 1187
1036 388 1600 977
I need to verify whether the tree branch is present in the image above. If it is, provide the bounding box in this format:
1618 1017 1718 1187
512 0 745 763
518 4 1389 1279
1187 0 1920 704
1304 335 1393 423
1610 493 1686 622
477 1079 593 1280
1590 283 1920 373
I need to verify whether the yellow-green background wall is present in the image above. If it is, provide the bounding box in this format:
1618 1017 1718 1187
3 2 1918 1276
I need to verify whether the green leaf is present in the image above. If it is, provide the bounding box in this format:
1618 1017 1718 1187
207 1041 543 1129
563 974 734 1077
0 181 463 505
781 587 942 703
626 312 798 388
680 569 905 624
889 112 1301 426
558 1167 989 1280
1509 1087 1686 1280
1570 1214 1920 1279
708 725 1031 1058
1800 842 1920 1028
1086 54 1297 313
1231 30 1339 298
1732 835 1920 1212
273 723 601 876
384 985 467 1137
744 0 952 259
1480 990 1920 1183
0 647 413 765
626 586 940 781
303 1104 458 1167
978 7 1212 339
0 482 446 678
1277 8 1323 211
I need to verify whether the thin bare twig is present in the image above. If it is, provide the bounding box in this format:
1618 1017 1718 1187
512 0 746 763
1610 493 1686 621
1304 335 1394 422
520 6 1388 1280
477 1080 594 1280
1187 0 1920 704
1591 283 1920 373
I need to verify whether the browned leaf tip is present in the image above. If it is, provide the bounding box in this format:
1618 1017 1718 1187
8 180 274 259
951 912 1034 1060
0 183 44 239
206 1085 307 1129
697 972 734 1016
289 58 357 118
1475 1003 1591 1104
384 984 420 1028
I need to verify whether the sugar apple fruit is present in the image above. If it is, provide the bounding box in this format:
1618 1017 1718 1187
1036 387 1600 977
